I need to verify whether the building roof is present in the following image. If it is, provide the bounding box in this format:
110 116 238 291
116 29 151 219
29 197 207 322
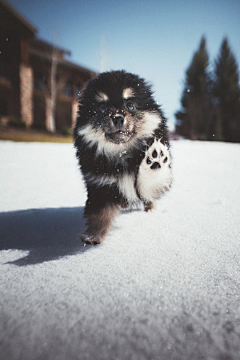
31 38 72 58
0 0 37 34
30 45 97 77
1 0 97 77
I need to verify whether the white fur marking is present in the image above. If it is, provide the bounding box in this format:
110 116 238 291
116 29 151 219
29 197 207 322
78 125 140 158
77 111 161 158
118 174 139 202
138 112 162 138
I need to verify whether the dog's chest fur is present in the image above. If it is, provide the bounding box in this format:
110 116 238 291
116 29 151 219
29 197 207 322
83 147 141 204
117 171 138 203
104 153 140 203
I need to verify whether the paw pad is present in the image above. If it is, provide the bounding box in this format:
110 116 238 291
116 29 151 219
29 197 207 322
145 139 171 171
150 162 161 170
152 150 158 158
147 157 151 164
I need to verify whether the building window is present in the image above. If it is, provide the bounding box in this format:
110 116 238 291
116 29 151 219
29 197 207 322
34 72 47 91
63 82 73 98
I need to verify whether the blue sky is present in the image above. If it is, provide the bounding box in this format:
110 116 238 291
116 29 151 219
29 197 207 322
8 0 240 130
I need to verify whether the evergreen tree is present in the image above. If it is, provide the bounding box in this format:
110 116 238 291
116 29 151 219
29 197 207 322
175 36 213 139
213 38 240 142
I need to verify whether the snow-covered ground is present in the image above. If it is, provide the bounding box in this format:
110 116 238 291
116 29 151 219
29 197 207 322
1 140 240 360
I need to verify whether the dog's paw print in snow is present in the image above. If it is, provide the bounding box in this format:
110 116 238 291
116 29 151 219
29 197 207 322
145 139 171 171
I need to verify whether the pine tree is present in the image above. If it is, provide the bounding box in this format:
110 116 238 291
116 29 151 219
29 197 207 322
175 36 213 139
213 38 240 142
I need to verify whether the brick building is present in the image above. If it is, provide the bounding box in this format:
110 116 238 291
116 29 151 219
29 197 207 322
0 0 96 132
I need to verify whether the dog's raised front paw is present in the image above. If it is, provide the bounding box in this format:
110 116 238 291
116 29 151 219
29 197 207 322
137 139 173 202
145 139 171 171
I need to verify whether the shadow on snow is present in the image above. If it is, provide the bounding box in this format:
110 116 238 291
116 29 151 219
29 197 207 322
0 207 89 266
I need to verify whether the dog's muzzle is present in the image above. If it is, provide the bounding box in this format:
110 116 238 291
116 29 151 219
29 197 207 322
112 115 125 130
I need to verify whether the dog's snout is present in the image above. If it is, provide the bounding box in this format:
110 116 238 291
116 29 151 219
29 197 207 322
112 115 124 129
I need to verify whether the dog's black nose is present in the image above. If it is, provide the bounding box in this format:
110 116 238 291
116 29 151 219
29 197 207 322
112 115 124 129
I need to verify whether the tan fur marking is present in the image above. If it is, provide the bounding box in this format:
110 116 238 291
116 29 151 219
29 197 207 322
123 88 135 99
95 91 109 102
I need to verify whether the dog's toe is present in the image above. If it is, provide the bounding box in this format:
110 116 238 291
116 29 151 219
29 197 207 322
80 233 101 245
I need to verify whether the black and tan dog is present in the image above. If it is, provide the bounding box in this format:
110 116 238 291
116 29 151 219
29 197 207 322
74 70 173 244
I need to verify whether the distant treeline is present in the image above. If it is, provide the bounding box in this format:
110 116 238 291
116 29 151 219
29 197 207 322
175 36 240 142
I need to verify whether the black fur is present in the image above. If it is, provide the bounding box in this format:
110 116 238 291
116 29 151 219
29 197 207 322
73 70 171 244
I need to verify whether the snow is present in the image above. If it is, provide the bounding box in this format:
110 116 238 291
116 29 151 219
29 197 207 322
1 140 240 360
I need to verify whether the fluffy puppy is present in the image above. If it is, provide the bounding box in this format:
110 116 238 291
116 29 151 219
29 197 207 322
73 70 172 244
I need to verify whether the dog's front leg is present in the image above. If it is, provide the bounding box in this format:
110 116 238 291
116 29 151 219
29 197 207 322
136 139 173 210
80 188 120 245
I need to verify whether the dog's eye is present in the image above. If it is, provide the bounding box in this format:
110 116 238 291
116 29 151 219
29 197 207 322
126 100 134 111
99 104 108 114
